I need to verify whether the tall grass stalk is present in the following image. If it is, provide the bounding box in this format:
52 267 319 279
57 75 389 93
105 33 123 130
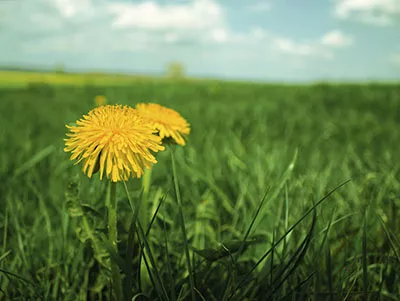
108 182 124 301
141 168 152 228
122 182 170 301
170 146 196 301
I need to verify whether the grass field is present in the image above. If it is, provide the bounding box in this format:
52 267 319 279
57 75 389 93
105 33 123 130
0 70 171 88
1 72 400 300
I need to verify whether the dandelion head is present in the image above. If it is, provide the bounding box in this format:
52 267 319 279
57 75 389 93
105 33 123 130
64 105 165 182
94 95 107 106
135 103 190 146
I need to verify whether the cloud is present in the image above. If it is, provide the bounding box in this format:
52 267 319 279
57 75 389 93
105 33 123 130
0 0 355 80
0 0 348 59
210 28 229 43
272 29 353 60
320 30 353 48
334 0 400 26
108 0 223 30
246 2 271 12
1 0 277 55
52 0 96 19
1 0 230 53
273 37 333 59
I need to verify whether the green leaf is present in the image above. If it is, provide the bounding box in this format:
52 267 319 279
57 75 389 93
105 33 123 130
14 145 55 177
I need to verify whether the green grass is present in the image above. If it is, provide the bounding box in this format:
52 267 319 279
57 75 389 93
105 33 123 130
0 70 168 88
0 70 240 88
1 79 400 300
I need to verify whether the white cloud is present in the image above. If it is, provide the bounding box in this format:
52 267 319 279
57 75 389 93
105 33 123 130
0 0 355 77
246 2 271 12
321 30 353 48
273 39 330 59
108 0 223 31
0 0 348 59
52 0 94 18
210 28 229 43
0 0 232 53
273 29 353 59
334 0 400 26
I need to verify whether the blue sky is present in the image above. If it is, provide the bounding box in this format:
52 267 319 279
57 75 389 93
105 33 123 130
1 0 399 81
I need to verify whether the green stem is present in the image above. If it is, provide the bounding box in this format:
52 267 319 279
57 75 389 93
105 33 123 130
108 181 124 301
170 146 196 301
141 167 152 228
140 168 153 293
143 166 152 198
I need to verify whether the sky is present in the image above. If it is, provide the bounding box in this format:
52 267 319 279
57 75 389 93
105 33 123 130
0 0 400 82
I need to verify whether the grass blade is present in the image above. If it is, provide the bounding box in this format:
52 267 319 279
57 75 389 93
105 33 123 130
122 181 169 301
170 146 196 301
124 215 138 298
13 145 55 177
326 241 334 301
279 271 316 300
222 151 298 299
377 215 400 263
266 208 317 299
362 210 368 300
231 179 351 297
163 215 176 301
145 193 168 237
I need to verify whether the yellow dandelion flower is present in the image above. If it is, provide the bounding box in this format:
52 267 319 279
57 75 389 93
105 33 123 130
135 103 190 146
64 105 165 182
94 95 107 106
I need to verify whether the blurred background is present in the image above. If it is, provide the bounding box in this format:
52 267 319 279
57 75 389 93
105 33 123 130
1 0 399 83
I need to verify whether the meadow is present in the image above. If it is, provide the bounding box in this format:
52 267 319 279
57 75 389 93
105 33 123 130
1 71 400 300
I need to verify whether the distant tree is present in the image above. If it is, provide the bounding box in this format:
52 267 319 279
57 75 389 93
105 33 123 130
54 63 65 74
166 61 186 79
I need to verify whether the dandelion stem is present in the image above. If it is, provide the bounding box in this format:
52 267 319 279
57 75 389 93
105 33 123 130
108 181 124 301
141 167 152 228
170 146 196 301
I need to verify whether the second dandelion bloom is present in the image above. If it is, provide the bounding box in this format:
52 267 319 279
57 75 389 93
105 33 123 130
94 95 107 106
135 103 190 146
64 105 165 182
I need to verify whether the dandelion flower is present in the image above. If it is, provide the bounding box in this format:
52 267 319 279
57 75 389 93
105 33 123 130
94 95 107 106
135 103 190 146
64 105 165 182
